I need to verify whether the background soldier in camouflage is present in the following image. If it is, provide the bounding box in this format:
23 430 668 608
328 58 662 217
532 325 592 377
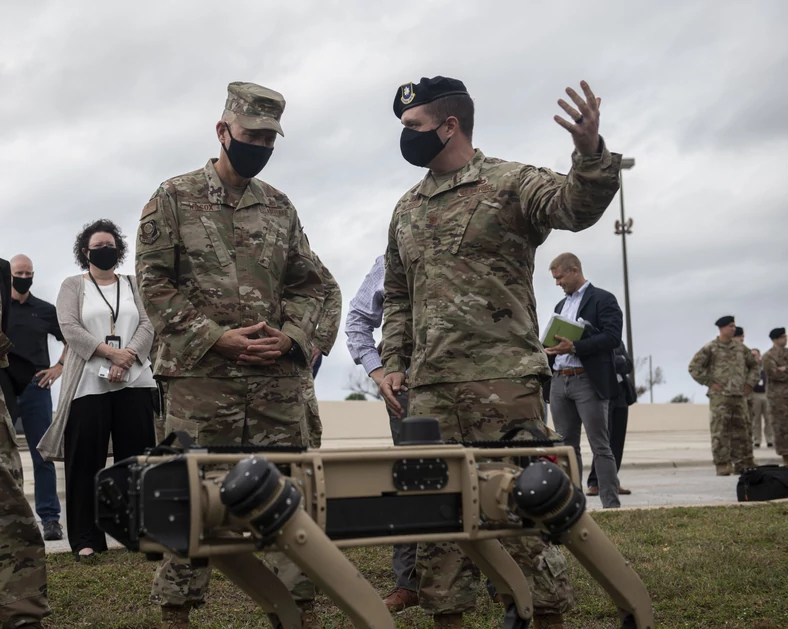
381 76 622 629
0 258 50 629
689 316 758 475
733 327 755 445
763 328 788 464
301 252 342 448
136 83 324 629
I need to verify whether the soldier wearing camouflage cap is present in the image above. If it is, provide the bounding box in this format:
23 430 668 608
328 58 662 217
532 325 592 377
135 82 325 629
380 76 623 629
0 257 51 629
689 316 758 475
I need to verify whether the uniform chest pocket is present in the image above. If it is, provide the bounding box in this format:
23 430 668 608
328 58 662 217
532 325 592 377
452 198 516 254
258 218 289 270
198 216 232 267
449 198 483 254
396 216 421 270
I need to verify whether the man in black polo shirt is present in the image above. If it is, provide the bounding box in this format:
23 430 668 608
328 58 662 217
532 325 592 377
7 255 66 541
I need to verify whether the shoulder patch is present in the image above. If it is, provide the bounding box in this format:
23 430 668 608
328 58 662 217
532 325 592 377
140 198 158 220
139 219 161 245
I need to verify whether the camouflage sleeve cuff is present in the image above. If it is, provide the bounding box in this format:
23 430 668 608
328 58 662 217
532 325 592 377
571 137 621 170
312 333 331 356
182 321 226 371
282 322 310 362
0 332 12 359
384 358 408 376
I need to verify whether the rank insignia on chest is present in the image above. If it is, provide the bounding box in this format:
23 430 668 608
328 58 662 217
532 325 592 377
400 82 416 105
139 219 161 245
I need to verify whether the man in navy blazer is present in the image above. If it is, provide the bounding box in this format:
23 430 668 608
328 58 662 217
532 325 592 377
545 253 623 509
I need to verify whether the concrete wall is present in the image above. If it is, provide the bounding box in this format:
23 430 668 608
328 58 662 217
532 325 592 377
319 401 710 447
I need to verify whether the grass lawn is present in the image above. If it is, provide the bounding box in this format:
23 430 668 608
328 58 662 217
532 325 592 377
44 504 788 628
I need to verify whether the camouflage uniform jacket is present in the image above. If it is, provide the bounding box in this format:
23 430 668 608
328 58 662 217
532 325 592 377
382 146 622 387
136 159 324 378
0 302 10 369
312 253 342 355
763 346 788 394
688 338 759 397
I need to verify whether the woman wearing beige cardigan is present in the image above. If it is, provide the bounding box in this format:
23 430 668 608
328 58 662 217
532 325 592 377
39 219 156 560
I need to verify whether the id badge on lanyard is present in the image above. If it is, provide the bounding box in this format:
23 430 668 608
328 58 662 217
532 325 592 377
89 272 122 349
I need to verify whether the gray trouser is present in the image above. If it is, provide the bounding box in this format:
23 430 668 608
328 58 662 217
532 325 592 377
550 373 620 509
751 392 772 444
388 390 419 592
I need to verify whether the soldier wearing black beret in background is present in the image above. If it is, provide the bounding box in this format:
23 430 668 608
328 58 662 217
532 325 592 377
689 316 758 475
382 74 623 629
763 327 788 464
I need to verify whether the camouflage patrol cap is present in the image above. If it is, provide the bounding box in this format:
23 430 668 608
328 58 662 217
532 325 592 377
225 82 286 136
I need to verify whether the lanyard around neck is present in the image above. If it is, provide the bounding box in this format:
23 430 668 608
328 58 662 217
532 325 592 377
88 272 120 335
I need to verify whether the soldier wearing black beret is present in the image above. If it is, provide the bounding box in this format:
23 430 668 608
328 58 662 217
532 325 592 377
381 74 623 629
764 327 788 464
689 315 758 476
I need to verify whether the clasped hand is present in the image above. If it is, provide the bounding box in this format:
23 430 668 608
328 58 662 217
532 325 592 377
215 322 293 366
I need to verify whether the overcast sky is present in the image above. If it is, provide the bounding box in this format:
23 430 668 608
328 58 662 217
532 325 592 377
1 0 785 406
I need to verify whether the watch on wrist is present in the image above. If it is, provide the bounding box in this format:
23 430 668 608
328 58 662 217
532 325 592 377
569 344 576 355
57 360 64 366
286 339 303 361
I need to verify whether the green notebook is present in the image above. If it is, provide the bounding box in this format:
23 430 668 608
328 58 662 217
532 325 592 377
541 314 586 348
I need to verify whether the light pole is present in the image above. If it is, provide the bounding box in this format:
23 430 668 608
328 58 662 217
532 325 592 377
614 157 636 387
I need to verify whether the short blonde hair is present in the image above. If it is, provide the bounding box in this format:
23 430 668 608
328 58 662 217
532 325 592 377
549 252 583 273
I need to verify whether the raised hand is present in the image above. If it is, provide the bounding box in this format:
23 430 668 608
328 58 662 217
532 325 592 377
554 80 601 156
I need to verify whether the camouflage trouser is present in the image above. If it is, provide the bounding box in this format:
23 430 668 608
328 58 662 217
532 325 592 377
750 392 772 445
408 377 575 616
708 394 755 468
301 371 322 449
767 389 788 456
151 376 315 608
0 388 50 627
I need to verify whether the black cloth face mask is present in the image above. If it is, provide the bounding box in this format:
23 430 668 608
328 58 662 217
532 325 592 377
400 121 449 167
222 124 274 179
12 276 33 294
88 246 118 271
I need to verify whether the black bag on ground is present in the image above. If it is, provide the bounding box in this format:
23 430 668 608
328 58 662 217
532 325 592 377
736 465 788 502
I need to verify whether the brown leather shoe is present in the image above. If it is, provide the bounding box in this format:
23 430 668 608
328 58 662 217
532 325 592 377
534 613 565 629
618 486 632 495
433 613 463 629
585 485 599 496
715 463 733 476
161 604 191 629
384 588 419 613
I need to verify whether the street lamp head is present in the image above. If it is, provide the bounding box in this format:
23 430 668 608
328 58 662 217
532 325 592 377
621 157 636 170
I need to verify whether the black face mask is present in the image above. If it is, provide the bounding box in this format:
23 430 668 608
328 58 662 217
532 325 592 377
12 276 33 295
88 246 118 271
400 121 449 167
222 124 274 179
